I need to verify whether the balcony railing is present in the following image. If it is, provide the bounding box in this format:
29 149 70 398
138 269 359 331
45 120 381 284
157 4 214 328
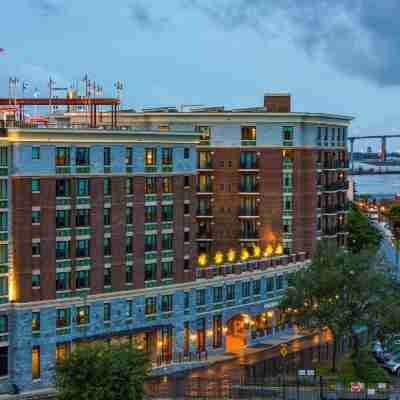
323 181 349 191
239 184 259 193
323 160 350 169
323 227 338 236
239 160 259 170
197 208 213 217
239 231 259 239
196 184 213 193
197 231 213 239
239 207 259 217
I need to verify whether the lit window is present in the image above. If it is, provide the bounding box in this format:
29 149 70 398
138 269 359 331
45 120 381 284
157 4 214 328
162 177 173 193
76 306 90 325
56 308 71 328
162 148 173 165
55 147 70 166
241 126 256 141
32 347 40 380
145 148 157 166
32 312 40 332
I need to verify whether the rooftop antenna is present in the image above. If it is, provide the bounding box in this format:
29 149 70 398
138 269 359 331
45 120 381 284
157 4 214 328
8 77 19 106
114 80 124 100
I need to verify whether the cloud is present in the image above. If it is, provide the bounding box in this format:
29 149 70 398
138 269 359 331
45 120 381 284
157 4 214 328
182 0 400 87
129 2 170 31
28 0 65 16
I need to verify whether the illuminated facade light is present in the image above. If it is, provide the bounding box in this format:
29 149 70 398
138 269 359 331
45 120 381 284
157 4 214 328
214 251 224 265
198 253 208 267
275 244 283 256
253 245 261 258
241 248 249 261
227 249 236 263
264 244 274 257
267 311 273 318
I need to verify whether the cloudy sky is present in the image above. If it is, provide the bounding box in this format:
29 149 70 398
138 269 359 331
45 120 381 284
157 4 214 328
2 0 400 148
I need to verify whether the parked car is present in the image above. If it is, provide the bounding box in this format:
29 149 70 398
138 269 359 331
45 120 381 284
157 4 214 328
384 353 400 375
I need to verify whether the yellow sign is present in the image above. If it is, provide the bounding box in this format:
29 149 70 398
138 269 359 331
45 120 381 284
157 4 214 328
280 344 289 358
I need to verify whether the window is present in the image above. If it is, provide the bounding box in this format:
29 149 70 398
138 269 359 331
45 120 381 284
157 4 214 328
162 233 173 250
126 265 133 284
196 126 210 143
240 151 257 169
32 147 40 160
184 203 190 215
76 209 90 227
103 303 111 322
31 179 40 193
103 238 111 256
56 241 70 260
266 277 274 292
76 147 90 166
161 261 173 279
104 147 111 166
56 210 70 228
56 272 71 291
32 347 40 380
161 205 173 221
104 178 111 196
77 178 89 196
104 268 112 287
241 126 256 141
125 147 133 165
184 292 190 309
184 258 190 270
56 308 71 328
56 342 71 363
213 287 223 303
253 280 261 295
276 275 283 290
76 305 90 325
145 148 157 166
162 148 173 165
145 297 157 315
32 242 40 256
213 315 222 349
0 347 7 378
184 231 190 243
0 277 7 298
161 295 173 313
0 245 6 265
56 179 70 197
31 211 40 224
226 284 235 300
56 147 70 166
144 177 157 194
144 263 157 281
184 148 190 159
0 181 7 199
103 208 111 226
32 274 40 288
126 300 133 318
126 178 133 195
162 177 172 193
196 289 205 306
242 281 251 298
0 148 7 167
145 206 157 223
184 176 190 187
126 237 133 254
145 234 157 252
126 207 133 225
32 312 40 332
0 316 7 335
283 127 294 142
75 270 90 289
76 239 90 258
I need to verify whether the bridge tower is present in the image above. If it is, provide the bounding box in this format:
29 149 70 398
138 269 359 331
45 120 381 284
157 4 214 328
349 137 355 170
380 137 387 162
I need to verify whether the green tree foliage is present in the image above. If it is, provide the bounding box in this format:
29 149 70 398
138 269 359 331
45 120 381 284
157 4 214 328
280 244 391 372
348 205 382 253
55 342 150 400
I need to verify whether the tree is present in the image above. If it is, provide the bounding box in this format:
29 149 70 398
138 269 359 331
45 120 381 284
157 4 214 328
55 342 150 400
280 244 391 372
347 204 382 253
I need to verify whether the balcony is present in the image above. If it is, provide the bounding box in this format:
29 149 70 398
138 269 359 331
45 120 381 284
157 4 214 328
239 184 259 194
239 161 259 171
323 181 349 192
197 207 213 217
196 184 213 194
322 160 350 170
238 207 259 218
322 205 339 215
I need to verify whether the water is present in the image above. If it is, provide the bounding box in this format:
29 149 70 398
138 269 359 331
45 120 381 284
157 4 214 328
350 174 400 198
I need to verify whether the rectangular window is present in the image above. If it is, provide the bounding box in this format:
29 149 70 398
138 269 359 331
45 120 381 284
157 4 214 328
77 178 89 196
184 258 190 270
242 281 251 298
56 147 70 166
76 147 90 166
276 275 283 290
103 208 111 226
56 308 71 328
0 181 7 199
125 147 133 165
145 206 157 223
239 151 257 169
126 178 133 195
161 261 173 279
32 147 40 160
126 265 133 284
162 177 172 193
32 347 40 380
126 237 133 254
56 210 70 229
145 234 157 252
144 263 157 281
56 241 70 260
76 305 90 325
126 207 133 225
75 270 90 289
213 314 222 348
0 277 7 297
0 316 7 335
161 233 173 250
104 178 111 196
241 126 256 141
0 148 7 167
31 211 40 224
31 179 40 193
266 277 274 292
32 242 40 256
196 126 210 143
103 303 111 322
226 284 235 300
184 203 190 215
56 342 71 363
184 148 190 159
76 209 90 227
56 178 70 197
184 176 190 187
126 300 133 318
0 347 7 377
184 292 190 309
145 297 157 315
145 148 157 166
161 205 173 222
103 238 111 256
104 268 112 287
283 127 294 142
162 148 173 165
184 231 190 243
144 177 157 194
196 289 205 306
161 295 173 313
76 239 90 258
213 286 223 303
56 272 71 291
0 245 7 265
32 312 40 332
103 147 111 166
32 274 41 288
253 280 261 295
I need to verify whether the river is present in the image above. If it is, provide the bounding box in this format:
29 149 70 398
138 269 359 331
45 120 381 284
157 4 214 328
350 174 400 198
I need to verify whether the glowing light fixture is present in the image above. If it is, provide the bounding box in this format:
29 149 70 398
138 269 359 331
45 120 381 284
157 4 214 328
267 311 274 318
214 251 224 265
253 245 261 258
198 253 208 267
227 249 236 263
275 243 284 256
241 248 249 261
264 244 274 257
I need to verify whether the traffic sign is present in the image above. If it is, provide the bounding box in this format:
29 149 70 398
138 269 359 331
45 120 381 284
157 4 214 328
351 383 362 393
280 344 289 358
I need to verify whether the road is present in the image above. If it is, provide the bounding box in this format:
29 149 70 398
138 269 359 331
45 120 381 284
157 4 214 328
374 220 399 277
